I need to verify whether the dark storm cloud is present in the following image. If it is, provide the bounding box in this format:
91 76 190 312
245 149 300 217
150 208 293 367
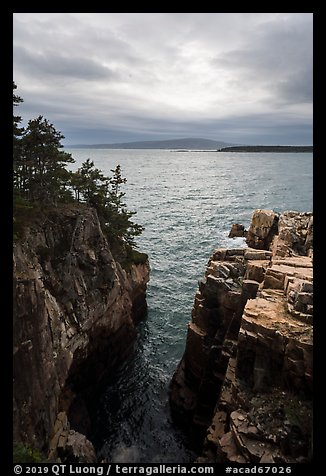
278 67 312 104
213 14 313 105
13 13 313 145
55 111 312 146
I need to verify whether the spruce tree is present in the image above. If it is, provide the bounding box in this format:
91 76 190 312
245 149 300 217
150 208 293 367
104 165 144 249
13 82 25 192
13 83 144 254
22 116 74 204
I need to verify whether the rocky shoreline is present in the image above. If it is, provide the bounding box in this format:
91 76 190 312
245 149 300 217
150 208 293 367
170 209 313 463
13 205 313 463
13 205 150 462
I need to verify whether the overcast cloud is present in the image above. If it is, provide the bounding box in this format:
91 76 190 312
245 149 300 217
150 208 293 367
13 13 313 145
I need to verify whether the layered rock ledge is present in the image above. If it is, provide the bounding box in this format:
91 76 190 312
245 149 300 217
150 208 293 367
170 210 313 463
13 205 150 462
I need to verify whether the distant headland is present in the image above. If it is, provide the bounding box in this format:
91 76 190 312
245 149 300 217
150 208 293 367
67 138 313 153
68 138 233 150
219 145 313 153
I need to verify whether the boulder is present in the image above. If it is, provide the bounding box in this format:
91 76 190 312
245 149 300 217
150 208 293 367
272 211 313 257
48 411 96 463
246 210 279 250
228 224 247 238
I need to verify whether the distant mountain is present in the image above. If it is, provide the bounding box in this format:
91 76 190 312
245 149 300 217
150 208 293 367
68 138 235 150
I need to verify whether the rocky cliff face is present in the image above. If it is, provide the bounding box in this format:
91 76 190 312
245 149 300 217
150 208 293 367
13 205 149 462
170 210 313 463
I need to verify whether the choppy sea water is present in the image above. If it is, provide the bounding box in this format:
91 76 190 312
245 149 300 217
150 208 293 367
65 149 313 463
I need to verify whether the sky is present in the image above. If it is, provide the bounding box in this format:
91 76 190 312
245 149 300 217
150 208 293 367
13 13 313 146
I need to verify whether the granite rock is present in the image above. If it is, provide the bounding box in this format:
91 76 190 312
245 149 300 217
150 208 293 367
13 206 149 459
170 209 313 463
228 224 247 238
246 210 279 250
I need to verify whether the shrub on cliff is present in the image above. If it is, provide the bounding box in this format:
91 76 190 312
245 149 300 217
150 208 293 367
71 160 144 257
98 164 144 250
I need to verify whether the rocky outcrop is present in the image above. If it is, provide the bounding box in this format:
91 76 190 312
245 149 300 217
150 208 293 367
13 205 150 461
271 211 313 258
245 209 279 250
48 412 97 463
170 210 313 463
246 209 313 257
228 224 247 238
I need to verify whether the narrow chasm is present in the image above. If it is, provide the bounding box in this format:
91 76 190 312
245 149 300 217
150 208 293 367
85 321 198 464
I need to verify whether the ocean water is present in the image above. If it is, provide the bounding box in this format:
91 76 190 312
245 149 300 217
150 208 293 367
65 149 313 463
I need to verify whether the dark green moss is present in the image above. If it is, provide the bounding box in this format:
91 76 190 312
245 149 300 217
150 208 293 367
284 396 312 434
121 248 149 272
128 249 148 265
13 443 46 463
13 196 35 241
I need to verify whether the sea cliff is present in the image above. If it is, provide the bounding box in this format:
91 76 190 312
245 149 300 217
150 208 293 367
170 209 313 463
13 204 150 462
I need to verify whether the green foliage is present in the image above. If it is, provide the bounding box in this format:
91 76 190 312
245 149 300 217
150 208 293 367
108 164 127 207
128 249 149 265
13 443 45 463
18 115 75 203
13 83 144 254
71 158 107 204
121 248 149 271
13 192 35 241
13 82 25 172
13 81 23 136
13 85 75 203
284 396 312 434
69 161 144 254
95 164 145 252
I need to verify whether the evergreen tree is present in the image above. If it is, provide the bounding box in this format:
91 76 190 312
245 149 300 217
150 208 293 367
13 82 25 192
13 83 144 253
70 162 144 251
21 116 74 203
13 82 23 139
103 165 144 249
72 159 108 205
